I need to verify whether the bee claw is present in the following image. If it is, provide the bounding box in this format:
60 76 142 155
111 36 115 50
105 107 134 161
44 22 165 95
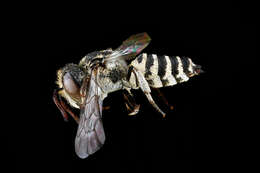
162 113 166 118
128 104 140 116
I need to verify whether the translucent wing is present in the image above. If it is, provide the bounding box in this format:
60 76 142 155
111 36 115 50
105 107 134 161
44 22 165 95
105 32 151 62
75 70 105 159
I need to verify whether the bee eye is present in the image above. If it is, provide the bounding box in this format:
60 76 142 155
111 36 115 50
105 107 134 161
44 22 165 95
63 72 79 96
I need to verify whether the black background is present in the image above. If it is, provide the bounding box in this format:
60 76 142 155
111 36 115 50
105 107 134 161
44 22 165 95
6 2 255 173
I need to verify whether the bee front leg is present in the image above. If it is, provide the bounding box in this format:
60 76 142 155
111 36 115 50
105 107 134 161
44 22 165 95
53 89 80 124
53 89 69 121
132 68 166 118
122 89 140 116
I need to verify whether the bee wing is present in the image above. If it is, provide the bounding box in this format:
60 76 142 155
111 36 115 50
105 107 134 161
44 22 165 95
75 71 105 159
105 32 151 62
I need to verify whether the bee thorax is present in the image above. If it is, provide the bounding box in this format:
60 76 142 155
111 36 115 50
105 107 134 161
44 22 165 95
96 63 127 94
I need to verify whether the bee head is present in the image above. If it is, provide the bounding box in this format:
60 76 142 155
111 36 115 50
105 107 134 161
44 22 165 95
56 63 85 107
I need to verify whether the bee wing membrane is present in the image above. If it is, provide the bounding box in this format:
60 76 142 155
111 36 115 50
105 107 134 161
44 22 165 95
105 32 151 62
75 71 105 159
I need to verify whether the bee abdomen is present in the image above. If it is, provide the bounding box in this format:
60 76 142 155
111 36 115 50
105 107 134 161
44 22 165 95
131 53 202 88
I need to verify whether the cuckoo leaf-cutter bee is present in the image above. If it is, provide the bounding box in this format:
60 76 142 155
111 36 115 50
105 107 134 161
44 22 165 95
53 33 203 159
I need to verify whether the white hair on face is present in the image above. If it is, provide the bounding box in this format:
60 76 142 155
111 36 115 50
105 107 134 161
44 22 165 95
59 89 80 109
56 69 63 88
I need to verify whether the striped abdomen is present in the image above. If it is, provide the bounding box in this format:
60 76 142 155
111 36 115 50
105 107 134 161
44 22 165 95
130 53 202 88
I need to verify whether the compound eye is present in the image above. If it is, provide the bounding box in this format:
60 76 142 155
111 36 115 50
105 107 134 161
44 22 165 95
63 72 80 97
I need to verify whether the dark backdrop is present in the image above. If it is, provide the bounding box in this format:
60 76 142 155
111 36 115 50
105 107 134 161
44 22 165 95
8 2 255 173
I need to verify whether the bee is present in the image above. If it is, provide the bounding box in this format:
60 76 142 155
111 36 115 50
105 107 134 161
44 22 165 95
53 33 203 159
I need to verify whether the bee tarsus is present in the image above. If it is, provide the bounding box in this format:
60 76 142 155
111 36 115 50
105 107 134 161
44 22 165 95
153 88 174 111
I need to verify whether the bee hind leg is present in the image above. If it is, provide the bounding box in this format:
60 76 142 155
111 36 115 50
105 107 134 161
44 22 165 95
123 89 140 116
102 106 110 111
132 68 166 118
152 88 174 110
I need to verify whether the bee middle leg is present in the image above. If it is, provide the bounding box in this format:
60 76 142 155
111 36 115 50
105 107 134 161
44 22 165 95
122 89 140 116
132 68 166 118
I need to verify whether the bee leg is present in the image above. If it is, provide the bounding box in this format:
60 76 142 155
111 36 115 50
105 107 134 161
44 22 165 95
102 106 110 111
53 89 69 121
53 89 80 124
152 88 174 110
122 89 140 116
59 98 79 124
132 68 166 118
